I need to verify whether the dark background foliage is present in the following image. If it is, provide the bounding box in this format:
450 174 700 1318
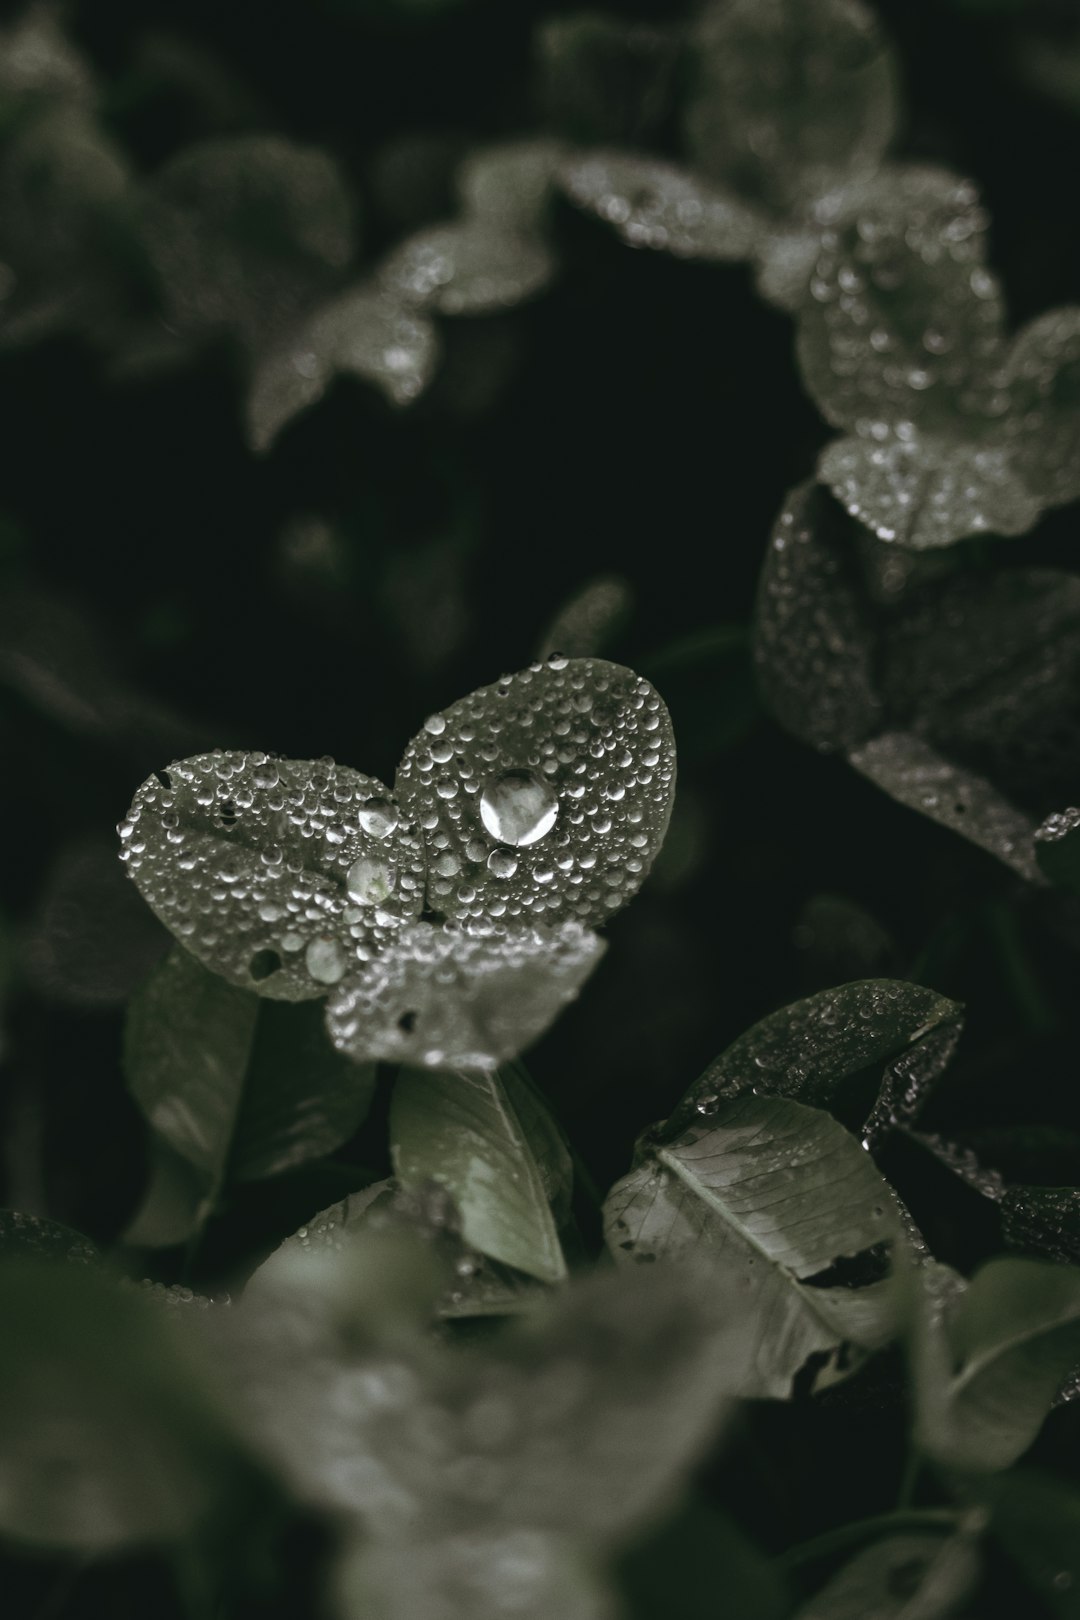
2 0 1080 1614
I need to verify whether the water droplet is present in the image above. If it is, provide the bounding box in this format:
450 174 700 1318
487 848 519 879
358 798 400 839
346 854 397 905
305 936 347 984
479 770 559 847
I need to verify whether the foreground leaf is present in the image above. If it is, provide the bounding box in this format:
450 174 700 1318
325 921 605 1070
125 946 376 1227
913 1256 1080 1472
606 1093 901 1397
390 1062 570 1282
979 1469 1080 1619
119 750 426 998
395 657 676 930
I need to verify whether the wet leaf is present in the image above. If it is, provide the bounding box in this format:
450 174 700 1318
559 151 760 261
979 1470 1080 1619
379 218 556 315
125 946 376 1227
0 1260 242 1550
665 979 962 1143
753 481 883 752
606 1093 902 1398
247 282 439 452
395 657 676 931
1005 307 1080 512
390 1062 569 1282
913 1256 1080 1472
137 135 356 348
457 139 565 234
119 750 426 999
1001 1186 1080 1268
0 1210 98 1265
684 0 899 218
849 733 1041 882
324 920 605 1070
1036 808 1080 893
797 1528 979 1619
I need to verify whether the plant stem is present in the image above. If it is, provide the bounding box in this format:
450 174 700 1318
780 1509 957 1571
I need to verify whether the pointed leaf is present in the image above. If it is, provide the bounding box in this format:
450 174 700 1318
913 1256 1080 1472
137 135 356 347
395 657 676 930
559 151 761 261
325 920 605 1070
849 732 1041 882
606 1093 902 1398
390 1063 568 1282
537 574 633 661
379 219 555 315
125 946 376 1225
119 750 426 998
754 481 884 751
247 283 439 451
685 0 899 217
665 979 962 1142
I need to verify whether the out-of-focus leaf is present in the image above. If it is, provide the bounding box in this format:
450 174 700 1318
25 837 169 1007
1006 307 1080 512
456 139 565 234
559 151 760 261
0 1260 243 1550
606 1093 902 1398
912 1256 1080 1472
536 14 677 146
395 657 676 930
665 979 962 1144
979 1469 1080 1619
685 0 898 218
537 574 633 662
137 135 356 348
0 1209 98 1264
324 921 605 1071
849 733 1041 883
119 750 426 999
0 5 94 110
379 218 556 315
390 1062 569 1282
617 1497 791 1620
796 1528 979 1619
641 626 759 760
335 1527 613 1620
123 1137 208 1250
247 282 439 451
793 894 897 988
1036 808 1080 893
125 946 376 1230
753 482 883 752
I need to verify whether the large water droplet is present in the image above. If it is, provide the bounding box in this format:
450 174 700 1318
479 770 559 847
346 854 397 905
358 798 400 839
305 936 347 984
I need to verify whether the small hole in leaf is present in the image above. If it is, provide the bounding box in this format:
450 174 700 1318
154 770 172 789
250 949 282 981
954 803 967 816
220 799 238 826
398 1009 419 1033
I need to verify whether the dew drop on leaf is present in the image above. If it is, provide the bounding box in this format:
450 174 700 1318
479 770 560 848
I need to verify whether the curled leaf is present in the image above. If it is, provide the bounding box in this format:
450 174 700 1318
559 151 760 261
119 750 425 999
395 657 676 930
324 921 605 1070
379 219 556 315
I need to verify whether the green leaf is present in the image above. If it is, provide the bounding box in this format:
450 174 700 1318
456 139 565 234
395 657 676 930
617 1497 791 1620
665 979 962 1144
848 733 1041 883
246 283 439 452
119 750 426 998
1036 809 1080 893
979 1469 1080 1619
796 1529 979 1619
559 151 761 261
537 574 634 662
753 481 883 752
606 1093 902 1398
1005 307 1080 512
0 1260 243 1550
0 1209 98 1264
390 1062 569 1283
912 1256 1080 1472
0 6 94 109
125 945 376 1230
1001 1186 1080 1268
535 14 677 146
335 1527 611 1620
324 920 605 1070
137 135 356 348
684 0 899 218
378 218 556 315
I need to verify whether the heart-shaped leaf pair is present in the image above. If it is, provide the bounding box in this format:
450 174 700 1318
755 481 1080 877
119 657 676 1071
795 173 1080 548
559 0 903 310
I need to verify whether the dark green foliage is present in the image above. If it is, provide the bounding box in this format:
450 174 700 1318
4 1 1080 1617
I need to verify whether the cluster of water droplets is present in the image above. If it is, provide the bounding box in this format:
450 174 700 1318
118 750 425 998
559 151 759 260
395 656 675 931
